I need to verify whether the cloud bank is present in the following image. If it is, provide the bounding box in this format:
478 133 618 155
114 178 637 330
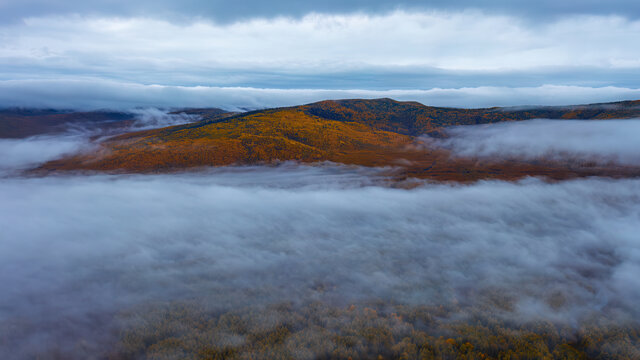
423 119 640 165
1 169 639 357
2 79 640 110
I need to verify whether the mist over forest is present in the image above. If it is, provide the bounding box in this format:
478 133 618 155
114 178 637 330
1 116 640 357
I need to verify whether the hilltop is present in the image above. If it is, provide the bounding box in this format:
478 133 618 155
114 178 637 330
301 98 640 135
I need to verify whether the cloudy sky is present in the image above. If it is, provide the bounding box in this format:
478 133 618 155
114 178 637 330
1 0 640 109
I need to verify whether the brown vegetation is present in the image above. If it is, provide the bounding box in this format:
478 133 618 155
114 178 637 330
36 98 640 181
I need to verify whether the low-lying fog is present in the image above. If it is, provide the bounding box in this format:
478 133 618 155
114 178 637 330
1 168 640 357
128 108 200 129
423 118 640 164
0 108 200 175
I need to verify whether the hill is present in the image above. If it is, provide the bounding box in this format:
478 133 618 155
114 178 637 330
0 109 136 138
0 107 231 138
37 98 640 181
300 98 640 135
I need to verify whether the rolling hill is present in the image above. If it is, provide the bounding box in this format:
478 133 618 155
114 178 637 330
301 98 640 135
36 98 640 181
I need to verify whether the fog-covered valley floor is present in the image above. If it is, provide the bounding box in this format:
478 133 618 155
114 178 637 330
1 169 640 358
1 119 640 359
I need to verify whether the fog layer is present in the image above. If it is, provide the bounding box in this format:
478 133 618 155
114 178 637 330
1 168 639 357
424 118 640 165
0 134 91 176
3 80 640 110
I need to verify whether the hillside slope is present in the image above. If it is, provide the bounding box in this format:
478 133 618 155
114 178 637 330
41 108 412 171
300 98 640 135
37 98 640 181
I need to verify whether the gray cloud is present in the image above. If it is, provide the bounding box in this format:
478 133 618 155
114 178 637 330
422 119 640 165
0 166 639 357
2 0 640 23
2 79 640 110
2 11 640 93
6 64 640 90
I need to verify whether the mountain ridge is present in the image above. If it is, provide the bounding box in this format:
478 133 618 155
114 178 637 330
33 98 640 182
159 97 640 137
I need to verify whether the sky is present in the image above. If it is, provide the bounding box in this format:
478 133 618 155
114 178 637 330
1 0 640 108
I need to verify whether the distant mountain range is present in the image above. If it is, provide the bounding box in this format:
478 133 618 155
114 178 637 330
6 98 640 181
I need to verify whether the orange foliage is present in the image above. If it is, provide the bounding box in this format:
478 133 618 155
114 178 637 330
36 99 640 182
